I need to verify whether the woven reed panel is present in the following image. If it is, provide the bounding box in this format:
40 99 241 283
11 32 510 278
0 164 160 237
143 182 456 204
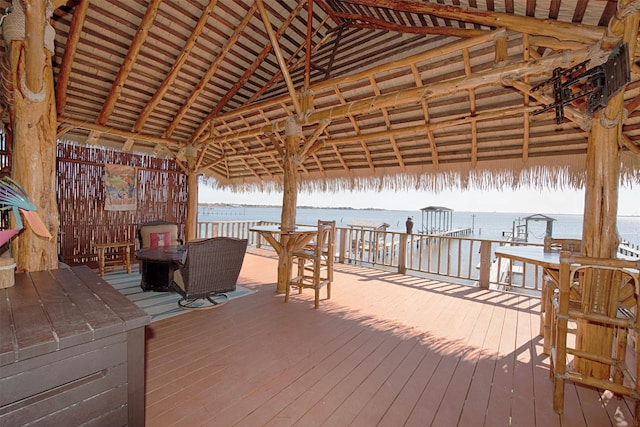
56 142 187 266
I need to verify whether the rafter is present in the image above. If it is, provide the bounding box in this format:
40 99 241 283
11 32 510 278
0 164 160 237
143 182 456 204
134 0 219 133
169 3 258 141
256 0 302 115
205 47 590 145
97 0 162 126
347 0 604 43
55 0 89 115
338 13 488 37
191 0 306 142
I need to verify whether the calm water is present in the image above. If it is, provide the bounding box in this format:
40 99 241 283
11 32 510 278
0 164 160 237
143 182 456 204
198 205 640 246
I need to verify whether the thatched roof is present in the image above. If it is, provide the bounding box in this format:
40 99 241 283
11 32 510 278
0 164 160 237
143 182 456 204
1 0 639 193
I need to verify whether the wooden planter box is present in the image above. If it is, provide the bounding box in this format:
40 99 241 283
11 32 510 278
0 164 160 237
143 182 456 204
0 266 149 426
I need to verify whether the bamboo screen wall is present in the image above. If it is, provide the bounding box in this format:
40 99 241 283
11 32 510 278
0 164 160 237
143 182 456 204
57 142 187 266
0 128 9 232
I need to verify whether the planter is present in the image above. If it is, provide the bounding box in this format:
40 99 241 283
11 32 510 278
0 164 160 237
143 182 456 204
0 256 16 289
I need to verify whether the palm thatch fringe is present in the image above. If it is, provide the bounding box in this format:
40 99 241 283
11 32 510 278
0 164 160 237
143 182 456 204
202 152 640 195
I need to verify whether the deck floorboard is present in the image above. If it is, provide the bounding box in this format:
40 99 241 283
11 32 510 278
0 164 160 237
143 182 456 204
143 248 636 426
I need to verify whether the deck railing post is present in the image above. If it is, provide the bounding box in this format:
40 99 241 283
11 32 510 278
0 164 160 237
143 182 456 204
338 228 346 264
398 233 408 274
478 240 492 289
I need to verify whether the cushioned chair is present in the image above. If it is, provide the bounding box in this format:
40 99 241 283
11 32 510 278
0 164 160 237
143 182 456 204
136 221 184 291
286 220 336 309
137 220 182 249
171 237 248 310
550 251 640 419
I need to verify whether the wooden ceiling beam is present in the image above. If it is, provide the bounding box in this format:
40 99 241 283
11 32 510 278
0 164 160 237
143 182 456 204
346 0 603 43
97 0 162 126
134 0 219 133
334 85 376 172
337 13 488 38
172 3 258 141
297 119 330 160
521 34 531 162
369 76 406 171
305 0 313 89
462 48 478 167
55 0 89 116
198 28 505 132
191 0 306 142
210 104 536 162
205 46 590 145
242 16 331 107
256 0 302 114
411 64 439 167
58 115 184 148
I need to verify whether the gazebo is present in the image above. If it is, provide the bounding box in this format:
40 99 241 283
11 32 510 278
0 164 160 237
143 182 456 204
420 206 454 234
0 0 638 272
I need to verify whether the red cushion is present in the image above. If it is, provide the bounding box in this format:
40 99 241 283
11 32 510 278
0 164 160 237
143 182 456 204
150 231 171 248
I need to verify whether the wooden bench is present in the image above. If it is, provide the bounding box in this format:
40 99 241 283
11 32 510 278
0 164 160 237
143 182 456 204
95 241 133 277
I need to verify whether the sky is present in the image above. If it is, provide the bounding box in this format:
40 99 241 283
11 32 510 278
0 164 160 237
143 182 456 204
198 183 640 216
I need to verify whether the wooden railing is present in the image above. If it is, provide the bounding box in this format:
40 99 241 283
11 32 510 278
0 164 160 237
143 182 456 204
197 219 548 294
197 219 640 295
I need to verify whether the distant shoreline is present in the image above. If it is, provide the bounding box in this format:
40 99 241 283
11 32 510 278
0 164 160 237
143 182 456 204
198 202 374 211
197 203 639 217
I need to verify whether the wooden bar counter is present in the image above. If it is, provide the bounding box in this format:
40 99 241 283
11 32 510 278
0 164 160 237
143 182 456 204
0 266 150 426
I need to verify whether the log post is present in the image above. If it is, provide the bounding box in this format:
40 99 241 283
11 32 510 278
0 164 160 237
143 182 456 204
184 144 198 242
577 0 639 379
274 117 301 293
4 1 59 272
280 117 300 232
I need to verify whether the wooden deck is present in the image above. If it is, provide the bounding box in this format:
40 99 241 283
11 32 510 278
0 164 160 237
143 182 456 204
144 248 636 426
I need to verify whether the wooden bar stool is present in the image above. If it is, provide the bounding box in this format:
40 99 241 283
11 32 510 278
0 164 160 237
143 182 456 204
286 220 336 309
550 251 640 420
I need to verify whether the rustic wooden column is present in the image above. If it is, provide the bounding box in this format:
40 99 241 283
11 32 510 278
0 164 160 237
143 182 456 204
184 144 198 242
577 1 638 378
280 117 300 232
274 117 301 293
4 1 59 272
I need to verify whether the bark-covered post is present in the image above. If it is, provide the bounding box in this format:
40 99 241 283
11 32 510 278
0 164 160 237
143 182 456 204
184 144 198 242
2 0 59 272
577 0 639 378
280 117 300 232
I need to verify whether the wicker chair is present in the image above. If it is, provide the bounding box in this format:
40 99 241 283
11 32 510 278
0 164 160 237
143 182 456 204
171 237 248 309
286 220 336 309
550 251 640 419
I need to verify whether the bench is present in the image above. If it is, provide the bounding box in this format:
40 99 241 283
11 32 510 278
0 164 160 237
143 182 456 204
95 241 134 277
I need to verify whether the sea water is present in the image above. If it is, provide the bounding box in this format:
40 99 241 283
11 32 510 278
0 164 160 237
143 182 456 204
198 205 640 246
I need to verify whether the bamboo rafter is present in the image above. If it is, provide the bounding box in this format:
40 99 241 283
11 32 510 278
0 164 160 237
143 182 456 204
133 0 219 133
203 46 591 146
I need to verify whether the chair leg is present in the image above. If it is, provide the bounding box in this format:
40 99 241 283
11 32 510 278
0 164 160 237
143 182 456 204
553 316 569 413
553 374 565 414
542 280 554 355
614 327 628 386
